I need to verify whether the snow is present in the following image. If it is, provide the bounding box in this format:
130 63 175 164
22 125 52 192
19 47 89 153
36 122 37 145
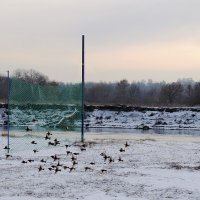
2 106 200 131
86 109 200 130
1 132 200 200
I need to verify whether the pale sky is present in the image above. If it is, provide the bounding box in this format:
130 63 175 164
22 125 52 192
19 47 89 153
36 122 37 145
0 0 200 83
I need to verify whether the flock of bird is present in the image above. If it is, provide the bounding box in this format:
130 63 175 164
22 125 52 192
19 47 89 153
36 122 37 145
3 126 130 175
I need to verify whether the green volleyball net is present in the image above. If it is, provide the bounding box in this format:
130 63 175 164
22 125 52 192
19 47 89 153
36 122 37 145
0 72 9 152
4 72 82 152
9 78 82 130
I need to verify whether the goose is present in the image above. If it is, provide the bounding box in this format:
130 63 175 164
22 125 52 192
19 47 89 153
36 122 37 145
3 146 10 150
55 167 61 173
38 165 44 172
26 126 32 132
101 169 107 173
125 141 130 148
33 149 39 153
119 148 125 152
69 167 75 172
6 154 12 159
84 167 92 172
118 156 123 162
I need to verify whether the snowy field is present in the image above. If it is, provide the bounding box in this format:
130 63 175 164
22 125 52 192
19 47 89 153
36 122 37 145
2 106 200 131
1 132 200 200
86 108 200 130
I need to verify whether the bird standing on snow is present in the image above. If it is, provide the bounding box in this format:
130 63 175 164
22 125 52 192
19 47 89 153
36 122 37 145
26 126 32 132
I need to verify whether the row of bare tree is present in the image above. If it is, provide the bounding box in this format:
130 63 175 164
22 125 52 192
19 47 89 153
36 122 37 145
85 79 200 106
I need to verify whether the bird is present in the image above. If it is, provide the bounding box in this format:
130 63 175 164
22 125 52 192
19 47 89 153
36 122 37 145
6 154 12 159
48 141 54 146
108 157 114 163
90 162 95 165
57 161 62 167
26 126 32 132
3 146 10 150
101 169 107 173
48 167 53 171
38 165 44 172
69 167 75 172
40 159 46 163
103 154 110 162
33 149 39 153
118 156 123 162
66 151 72 156
85 123 90 129
80 147 86 151
28 159 34 163
55 167 61 174
72 161 78 166
31 141 37 145
73 153 79 156
21 160 28 164
125 141 130 148
54 138 59 143
46 131 52 136
119 148 125 152
54 138 60 146
81 143 87 148
63 166 69 170
71 155 77 161
65 145 70 149
51 155 60 161
84 167 92 172
44 135 50 140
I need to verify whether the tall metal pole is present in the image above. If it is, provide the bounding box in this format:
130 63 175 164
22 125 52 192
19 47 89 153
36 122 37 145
81 35 85 142
7 70 10 153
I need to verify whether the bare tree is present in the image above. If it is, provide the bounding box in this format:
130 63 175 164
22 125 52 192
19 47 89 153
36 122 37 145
192 82 200 105
128 83 140 105
159 82 183 105
13 69 49 85
114 79 129 104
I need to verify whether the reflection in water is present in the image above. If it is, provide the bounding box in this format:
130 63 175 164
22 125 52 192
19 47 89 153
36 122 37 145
87 127 200 136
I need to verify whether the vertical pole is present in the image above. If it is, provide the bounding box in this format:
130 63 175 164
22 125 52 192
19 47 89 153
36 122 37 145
81 35 85 142
7 70 10 153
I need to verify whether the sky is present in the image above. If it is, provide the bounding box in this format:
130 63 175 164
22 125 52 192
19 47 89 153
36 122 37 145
0 0 200 83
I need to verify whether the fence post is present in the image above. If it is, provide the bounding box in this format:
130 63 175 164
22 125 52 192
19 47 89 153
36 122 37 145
7 70 10 153
81 35 85 142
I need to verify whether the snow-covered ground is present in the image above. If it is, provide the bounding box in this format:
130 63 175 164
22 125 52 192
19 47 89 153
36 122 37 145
86 108 200 130
1 132 200 200
2 106 200 130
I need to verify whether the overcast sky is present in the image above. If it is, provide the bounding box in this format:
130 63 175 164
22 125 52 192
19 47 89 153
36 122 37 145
0 0 200 83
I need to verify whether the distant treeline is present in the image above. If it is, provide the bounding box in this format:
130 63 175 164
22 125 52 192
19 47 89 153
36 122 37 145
85 79 200 106
0 76 7 101
1 69 200 106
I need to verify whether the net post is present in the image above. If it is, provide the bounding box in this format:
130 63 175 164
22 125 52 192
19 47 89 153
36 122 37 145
81 35 85 142
7 70 10 153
